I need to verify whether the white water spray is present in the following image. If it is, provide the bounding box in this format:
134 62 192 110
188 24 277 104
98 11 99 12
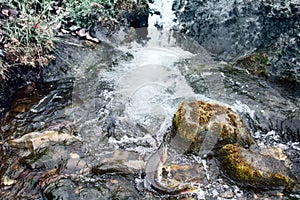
148 0 177 29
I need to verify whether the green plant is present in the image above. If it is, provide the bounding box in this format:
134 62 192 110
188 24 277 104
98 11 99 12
0 0 148 79
63 0 116 28
1 0 55 68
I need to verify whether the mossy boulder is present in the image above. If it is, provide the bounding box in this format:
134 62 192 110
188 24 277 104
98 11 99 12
171 100 297 192
172 101 255 153
219 144 297 192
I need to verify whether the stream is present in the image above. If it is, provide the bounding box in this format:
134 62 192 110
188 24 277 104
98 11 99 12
1 0 300 199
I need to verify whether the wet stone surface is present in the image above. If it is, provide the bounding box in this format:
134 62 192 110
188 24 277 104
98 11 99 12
0 28 299 199
150 101 298 196
172 100 255 153
173 0 300 82
219 144 297 192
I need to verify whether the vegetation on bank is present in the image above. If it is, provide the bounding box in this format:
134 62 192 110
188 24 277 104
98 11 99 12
0 0 148 80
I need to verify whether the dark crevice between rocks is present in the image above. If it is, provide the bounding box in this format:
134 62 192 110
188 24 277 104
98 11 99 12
0 66 42 125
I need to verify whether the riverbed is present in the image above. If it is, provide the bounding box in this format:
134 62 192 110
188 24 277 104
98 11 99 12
0 0 299 199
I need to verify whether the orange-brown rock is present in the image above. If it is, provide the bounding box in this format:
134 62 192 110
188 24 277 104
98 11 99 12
219 144 297 192
172 100 255 153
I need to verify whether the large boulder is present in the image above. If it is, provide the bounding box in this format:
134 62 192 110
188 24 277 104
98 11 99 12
219 144 297 192
171 100 297 192
172 100 255 154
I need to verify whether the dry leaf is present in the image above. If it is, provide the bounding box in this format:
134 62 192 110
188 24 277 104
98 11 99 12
61 28 70 34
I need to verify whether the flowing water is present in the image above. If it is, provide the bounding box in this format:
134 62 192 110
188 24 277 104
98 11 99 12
1 0 300 199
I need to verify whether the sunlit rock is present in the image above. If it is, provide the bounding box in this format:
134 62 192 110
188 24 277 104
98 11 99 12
2 176 16 187
8 130 80 152
259 146 292 168
219 144 297 192
172 100 255 153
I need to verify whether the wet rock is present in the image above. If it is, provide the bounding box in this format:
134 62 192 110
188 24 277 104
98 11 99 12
78 188 108 200
108 177 140 200
1 176 16 187
234 52 269 78
219 144 297 192
41 174 140 200
11 93 41 113
8 130 80 152
41 176 120 200
19 144 72 171
172 100 255 153
42 178 78 200
92 162 134 175
174 0 300 82
259 146 292 168
0 66 41 123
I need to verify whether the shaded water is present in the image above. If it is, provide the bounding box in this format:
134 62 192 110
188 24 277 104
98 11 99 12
1 2 300 200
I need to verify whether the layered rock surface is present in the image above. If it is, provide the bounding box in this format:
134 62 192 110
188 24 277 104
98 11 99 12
173 0 300 82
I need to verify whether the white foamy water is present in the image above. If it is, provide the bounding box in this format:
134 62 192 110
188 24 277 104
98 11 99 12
107 40 197 136
149 0 176 29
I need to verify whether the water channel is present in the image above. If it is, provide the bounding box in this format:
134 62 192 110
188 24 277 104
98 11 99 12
0 0 299 199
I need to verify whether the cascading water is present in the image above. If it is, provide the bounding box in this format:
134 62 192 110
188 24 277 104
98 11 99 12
148 0 177 29
0 0 299 199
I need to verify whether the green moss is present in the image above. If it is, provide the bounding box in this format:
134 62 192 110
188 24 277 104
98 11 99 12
172 102 183 132
219 144 297 192
220 144 257 182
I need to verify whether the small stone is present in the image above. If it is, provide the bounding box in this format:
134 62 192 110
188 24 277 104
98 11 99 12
220 190 234 199
2 176 16 186
70 153 80 159
8 130 80 152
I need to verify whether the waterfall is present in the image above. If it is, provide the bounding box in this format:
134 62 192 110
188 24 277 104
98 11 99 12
148 0 177 29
